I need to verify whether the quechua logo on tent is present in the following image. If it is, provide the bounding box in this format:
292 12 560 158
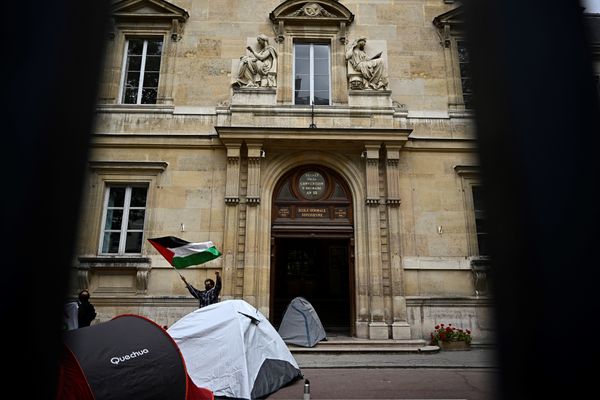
110 348 150 365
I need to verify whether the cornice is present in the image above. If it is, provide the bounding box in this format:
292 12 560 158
216 126 411 145
88 160 168 174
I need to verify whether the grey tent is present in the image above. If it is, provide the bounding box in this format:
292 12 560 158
278 297 327 347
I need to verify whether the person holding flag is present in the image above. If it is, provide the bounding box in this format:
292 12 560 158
181 271 221 308
147 236 223 308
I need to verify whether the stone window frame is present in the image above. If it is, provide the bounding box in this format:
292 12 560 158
98 0 189 106
78 160 168 294
269 0 354 105
454 165 484 257
98 183 150 256
433 6 474 114
87 161 167 258
293 41 332 105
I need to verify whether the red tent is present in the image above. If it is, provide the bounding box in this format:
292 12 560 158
57 314 213 400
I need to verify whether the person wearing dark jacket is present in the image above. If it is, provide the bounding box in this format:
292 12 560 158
181 271 221 308
77 290 96 327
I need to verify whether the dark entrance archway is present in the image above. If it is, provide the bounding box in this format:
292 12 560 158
270 165 355 335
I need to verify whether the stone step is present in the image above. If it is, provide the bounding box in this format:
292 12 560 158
288 338 434 353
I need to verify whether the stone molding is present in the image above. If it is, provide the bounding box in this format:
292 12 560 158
454 164 480 177
77 256 152 294
405 296 493 307
89 160 168 174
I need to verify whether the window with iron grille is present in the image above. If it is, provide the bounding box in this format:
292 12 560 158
457 41 473 109
471 186 488 256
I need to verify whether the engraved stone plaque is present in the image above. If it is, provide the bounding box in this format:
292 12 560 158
297 207 328 218
298 171 326 200
278 207 290 218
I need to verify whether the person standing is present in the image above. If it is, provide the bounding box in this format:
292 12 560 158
181 271 222 308
77 290 97 328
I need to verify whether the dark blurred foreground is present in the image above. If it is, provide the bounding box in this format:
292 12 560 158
0 0 110 397
1 0 598 398
463 0 599 398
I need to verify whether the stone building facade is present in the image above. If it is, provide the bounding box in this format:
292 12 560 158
72 0 495 343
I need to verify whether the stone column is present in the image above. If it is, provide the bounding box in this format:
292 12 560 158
364 144 387 339
385 145 411 339
242 144 263 306
222 143 242 300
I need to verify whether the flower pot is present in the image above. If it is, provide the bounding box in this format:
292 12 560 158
438 340 470 351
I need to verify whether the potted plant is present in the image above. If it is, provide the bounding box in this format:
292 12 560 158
430 323 472 350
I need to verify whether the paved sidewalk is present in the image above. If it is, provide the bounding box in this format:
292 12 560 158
293 348 498 369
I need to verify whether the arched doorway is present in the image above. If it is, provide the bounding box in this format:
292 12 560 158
270 165 355 335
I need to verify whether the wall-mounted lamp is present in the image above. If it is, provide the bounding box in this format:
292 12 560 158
259 150 266 158
180 223 185 232
361 151 367 158
437 226 443 235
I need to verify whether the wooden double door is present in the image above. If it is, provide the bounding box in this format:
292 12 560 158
271 237 354 335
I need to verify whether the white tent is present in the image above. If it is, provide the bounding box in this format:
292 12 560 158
168 300 302 400
278 297 327 347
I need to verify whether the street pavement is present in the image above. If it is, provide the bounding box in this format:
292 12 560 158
265 348 500 400
292 348 498 369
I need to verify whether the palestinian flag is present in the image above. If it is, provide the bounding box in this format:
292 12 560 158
148 236 222 269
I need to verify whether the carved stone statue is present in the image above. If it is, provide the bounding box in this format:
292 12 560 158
345 37 388 90
233 34 278 89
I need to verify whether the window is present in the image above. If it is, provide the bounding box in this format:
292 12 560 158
294 43 331 105
119 38 163 104
102 0 189 105
100 185 148 254
471 186 488 256
457 41 473 109
433 7 474 112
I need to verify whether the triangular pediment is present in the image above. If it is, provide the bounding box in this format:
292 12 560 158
112 0 189 22
432 6 464 29
270 0 354 24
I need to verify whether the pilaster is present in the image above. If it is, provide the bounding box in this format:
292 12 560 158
364 144 386 338
385 144 411 339
242 144 263 305
223 143 242 299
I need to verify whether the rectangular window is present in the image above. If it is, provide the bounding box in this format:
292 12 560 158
294 43 330 105
100 185 148 254
471 186 488 256
119 38 163 104
457 41 473 109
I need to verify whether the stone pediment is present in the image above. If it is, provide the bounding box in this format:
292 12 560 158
432 6 465 47
112 0 189 22
270 0 354 43
432 6 465 30
270 0 354 24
